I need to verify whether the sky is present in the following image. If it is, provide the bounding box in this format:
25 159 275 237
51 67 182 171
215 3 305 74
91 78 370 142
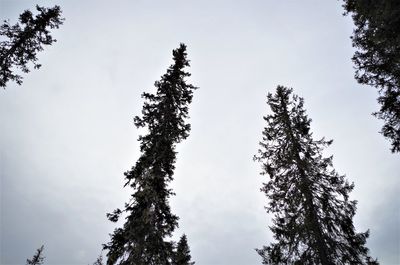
0 0 399 264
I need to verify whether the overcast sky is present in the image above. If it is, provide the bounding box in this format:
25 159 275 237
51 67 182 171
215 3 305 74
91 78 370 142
0 1 399 264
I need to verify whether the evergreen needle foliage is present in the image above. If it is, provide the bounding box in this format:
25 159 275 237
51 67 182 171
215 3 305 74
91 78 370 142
343 0 400 153
255 86 378 265
174 235 195 265
0 5 64 88
104 44 197 265
26 245 45 265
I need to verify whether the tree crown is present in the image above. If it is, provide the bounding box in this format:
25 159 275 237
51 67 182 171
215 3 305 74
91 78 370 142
0 5 64 88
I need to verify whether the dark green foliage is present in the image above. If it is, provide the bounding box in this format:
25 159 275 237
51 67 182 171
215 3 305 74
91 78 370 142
174 235 195 265
104 44 197 265
26 245 45 265
343 0 400 153
0 5 64 88
255 86 378 265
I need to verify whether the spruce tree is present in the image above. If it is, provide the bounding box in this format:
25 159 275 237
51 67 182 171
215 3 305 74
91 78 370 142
174 234 195 265
343 0 400 153
26 245 45 265
0 5 64 88
254 86 378 265
104 44 197 265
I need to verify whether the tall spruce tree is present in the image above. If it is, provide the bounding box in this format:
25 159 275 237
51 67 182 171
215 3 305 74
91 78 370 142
26 245 45 265
0 5 64 88
254 86 378 265
173 234 195 265
104 44 197 265
343 0 400 153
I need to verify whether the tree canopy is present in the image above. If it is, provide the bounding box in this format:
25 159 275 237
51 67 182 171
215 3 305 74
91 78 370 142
343 0 400 153
255 86 378 265
174 235 195 265
104 43 197 265
26 245 45 265
0 5 64 88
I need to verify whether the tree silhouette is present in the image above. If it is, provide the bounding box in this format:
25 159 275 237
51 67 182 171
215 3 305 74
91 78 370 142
0 5 64 88
174 234 195 265
26 245 45 265
104 44 197 265
92 254 104 265
255 86 379 265
343 0 400 153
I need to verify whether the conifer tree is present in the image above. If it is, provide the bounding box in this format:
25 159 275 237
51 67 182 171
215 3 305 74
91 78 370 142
26 245 45 265
174 234 195 265
343 0 400 153
104 44 197 265
0 5 64 88
255 86 378 265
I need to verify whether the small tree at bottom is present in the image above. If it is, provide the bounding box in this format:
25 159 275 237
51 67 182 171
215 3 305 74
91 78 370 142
174 234 195 265
26 245 45 265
